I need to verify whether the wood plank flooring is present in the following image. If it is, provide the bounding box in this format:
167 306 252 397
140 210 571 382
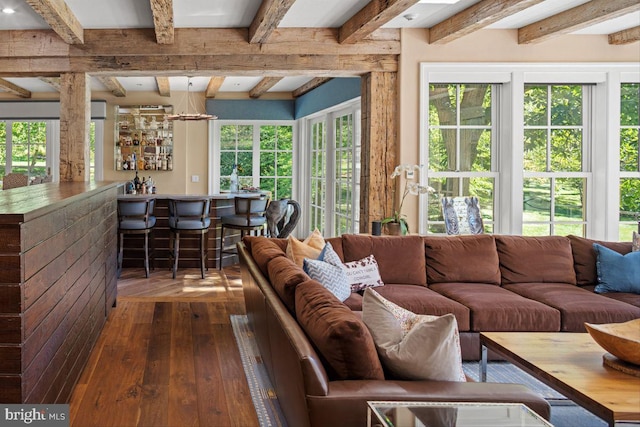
69 266 260 427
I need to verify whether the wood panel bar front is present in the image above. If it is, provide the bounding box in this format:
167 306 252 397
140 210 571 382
0 182 119 403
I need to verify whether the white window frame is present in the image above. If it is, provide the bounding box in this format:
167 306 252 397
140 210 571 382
208 120 297 197
420 63 640 240
298 99 361 237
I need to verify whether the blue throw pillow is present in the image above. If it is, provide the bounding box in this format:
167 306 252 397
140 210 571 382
593 243 640 294
303 243 351 302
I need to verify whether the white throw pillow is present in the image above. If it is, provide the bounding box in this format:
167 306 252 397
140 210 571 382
362 288 466 382
343 254 384 292
303 243 351 302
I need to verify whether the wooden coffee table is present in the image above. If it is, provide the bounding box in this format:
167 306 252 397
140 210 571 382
480 332 640 427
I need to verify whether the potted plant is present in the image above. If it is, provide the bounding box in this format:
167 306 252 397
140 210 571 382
381 164 434 235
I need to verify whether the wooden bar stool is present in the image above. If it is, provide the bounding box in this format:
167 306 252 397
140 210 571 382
117 197 156 278
168 198 211 279
219 196 269 269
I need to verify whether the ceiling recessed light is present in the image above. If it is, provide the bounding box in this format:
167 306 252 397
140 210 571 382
2 7 16 14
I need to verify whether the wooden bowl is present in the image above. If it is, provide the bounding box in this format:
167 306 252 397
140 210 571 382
585 319 640 366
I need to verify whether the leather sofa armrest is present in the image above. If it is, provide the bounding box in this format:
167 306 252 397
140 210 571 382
306 380 551 427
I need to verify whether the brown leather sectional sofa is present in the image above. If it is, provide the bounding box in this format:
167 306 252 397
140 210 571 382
238 233 639 427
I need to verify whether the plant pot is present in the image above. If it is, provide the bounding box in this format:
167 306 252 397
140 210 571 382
384 222 402 236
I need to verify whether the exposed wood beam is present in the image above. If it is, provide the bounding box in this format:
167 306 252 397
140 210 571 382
39 77 61 91
150 0 174 44
249 0 296 44
249 77 283 98
430 0 544 44
97 76 126 97
339 0 418 44
24 0 84 44
0 53 397 76
0 78 31 97
609 26 640 45
155 76 170 96
519 0 640 44
292 77 331 97
0 28 400 58
205 77 225 98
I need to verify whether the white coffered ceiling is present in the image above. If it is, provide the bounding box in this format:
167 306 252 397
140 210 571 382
0 0 638 95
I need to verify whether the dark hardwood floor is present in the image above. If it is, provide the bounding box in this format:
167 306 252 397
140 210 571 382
69 265 260 427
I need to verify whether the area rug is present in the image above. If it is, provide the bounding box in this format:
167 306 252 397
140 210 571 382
231 314 606 427
230 314 288 427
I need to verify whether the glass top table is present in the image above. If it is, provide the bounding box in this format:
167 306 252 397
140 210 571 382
367 401 553 427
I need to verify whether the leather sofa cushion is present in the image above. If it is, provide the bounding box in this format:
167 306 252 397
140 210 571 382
503 283 640 332
495 235 576 285
430 283 561 332
424 235 501 285
372 284 471 331
568 235 632 286
342 234 426 285
581 285 640 308
243 235 287 253
268 256 308 314
249 236 287 277
295 280 385 381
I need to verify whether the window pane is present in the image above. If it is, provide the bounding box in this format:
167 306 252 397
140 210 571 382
428 127 449 171
523 224 550 236
524 85 547 126
550 129 582 172
620 128 639 172
524 178 551 222
260 125 276 150
555 178 585 221
276 152 293 176
620 83 639 127
220 152 235 175
237 125 253 150
553 224 584 236
524 129 547 172
277 126 293 150
260 151 275 175
461 129 491 172
620 178 640 222
237 151 253 176
220 125 237 150
551 85 582 126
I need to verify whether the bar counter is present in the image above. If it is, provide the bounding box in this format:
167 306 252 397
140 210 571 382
0 181 119 403
118 191 265 270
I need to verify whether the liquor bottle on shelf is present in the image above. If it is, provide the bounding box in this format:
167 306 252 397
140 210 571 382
133 171 140 192
230 164 239 193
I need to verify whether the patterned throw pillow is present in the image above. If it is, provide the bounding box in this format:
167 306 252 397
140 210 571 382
344 254 384 292
303 243 351 302
362 288 466 382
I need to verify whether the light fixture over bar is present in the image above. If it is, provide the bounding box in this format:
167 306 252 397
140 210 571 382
166 78 217 121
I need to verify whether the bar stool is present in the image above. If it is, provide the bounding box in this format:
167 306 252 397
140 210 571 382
219 196 269 269
117 197 156 278
168 198 211 279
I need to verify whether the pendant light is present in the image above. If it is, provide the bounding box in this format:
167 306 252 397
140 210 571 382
167 77 217 121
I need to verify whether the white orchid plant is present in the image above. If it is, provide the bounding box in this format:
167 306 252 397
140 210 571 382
381 164 435 235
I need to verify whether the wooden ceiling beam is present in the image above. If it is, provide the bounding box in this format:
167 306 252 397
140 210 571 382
519 0 640 44
292 77 331 97
339 0 419 44
0 78 31 98
249 0 297 44
39 77 61 91
0 28 400 58
249 77 283 98
150 0 174 44
609 26 640 45
429 0 544 44
97 76 126 97
24 0 84 44
156 76 170 96
205 77 225 98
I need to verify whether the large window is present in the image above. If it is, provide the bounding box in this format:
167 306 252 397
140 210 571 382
0 121 47 178
427 84 496 233
216 122 294 200
306 104 360 237
620 82 640 239
522 84 590 236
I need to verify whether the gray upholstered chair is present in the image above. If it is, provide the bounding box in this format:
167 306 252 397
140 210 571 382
117 197 156 278
168 198 211 279
219 196 269 269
